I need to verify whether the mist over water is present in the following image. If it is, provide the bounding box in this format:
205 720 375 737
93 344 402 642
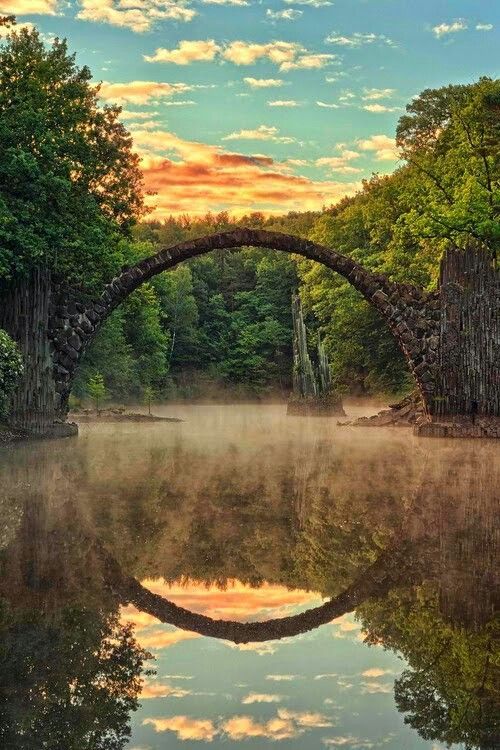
0 403 498 749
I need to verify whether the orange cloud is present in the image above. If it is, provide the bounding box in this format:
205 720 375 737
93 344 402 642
357 134 399 160
99 80 193 105
129 127 360 216
0 0 57 13
144 39 219 64
144 716 217 741
77 0 196 33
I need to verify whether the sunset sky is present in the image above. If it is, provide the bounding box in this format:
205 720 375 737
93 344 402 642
3 0 499 216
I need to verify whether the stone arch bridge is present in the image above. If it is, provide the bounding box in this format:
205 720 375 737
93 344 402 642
1 229 499 437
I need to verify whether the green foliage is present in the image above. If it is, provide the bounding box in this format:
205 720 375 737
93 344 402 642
0 28 144 290
0 329 23 416
86 372 106 412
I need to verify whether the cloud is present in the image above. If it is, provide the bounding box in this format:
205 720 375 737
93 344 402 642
222 125 297 143
244 77 284 88
223 39 302 66
432 19 467 38
202 0 249 4
281 53 337 71
357 134 398 160
0 19 35 37
266 8 303 21
283 0 332 5
268 99 300 107
476 23 493 31
314 673 339 680
129 127 360 216
99 80 193 105
163 674 194 680
144 39 219 64
325 31 396 47
362 88 395 101
361 668 392 678
317 101 340 109
77 0 196 33
0 0 57 13
141 681 192 699
362 103 398 113
316 148 361 173
144 38 335 71
241 693 284 704
144 716 217 741
266 674 299 681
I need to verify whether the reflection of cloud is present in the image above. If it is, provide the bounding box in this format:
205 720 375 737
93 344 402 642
225 641 280 655
142 579 319 621
323 739 375 748
222 714 298 741
360 681 392 694
279 709 333 728
136 628 200 650
314 673 338 680
242 693 284 704
361 668 391 678
333 615 360 632
144 716 217 741
266 674 300 682
163 674 193 680
141 681 192 698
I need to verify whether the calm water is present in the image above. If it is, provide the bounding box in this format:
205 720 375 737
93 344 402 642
0 404 498 749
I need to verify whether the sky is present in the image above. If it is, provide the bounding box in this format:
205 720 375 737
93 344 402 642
3 0 499 217
122 580 449 750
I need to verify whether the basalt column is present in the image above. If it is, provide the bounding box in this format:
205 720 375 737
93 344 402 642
0 269 57 434
419 246 500 437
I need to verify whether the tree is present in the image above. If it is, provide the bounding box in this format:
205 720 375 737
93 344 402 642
142 385 155 415
87 373 106 413
0 329 23 417
0 27 145 291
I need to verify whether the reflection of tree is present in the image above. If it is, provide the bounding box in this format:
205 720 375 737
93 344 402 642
358 589 499 749
0 493 153 750
0 603 151 750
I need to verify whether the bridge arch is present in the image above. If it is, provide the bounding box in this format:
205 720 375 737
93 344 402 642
49 228 439 417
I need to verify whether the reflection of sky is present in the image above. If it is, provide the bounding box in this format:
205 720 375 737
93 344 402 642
125 581 443 749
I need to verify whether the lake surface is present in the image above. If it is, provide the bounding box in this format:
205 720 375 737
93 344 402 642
0 404 498 749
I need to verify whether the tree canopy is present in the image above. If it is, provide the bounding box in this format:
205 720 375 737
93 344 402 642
0 27 144 291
